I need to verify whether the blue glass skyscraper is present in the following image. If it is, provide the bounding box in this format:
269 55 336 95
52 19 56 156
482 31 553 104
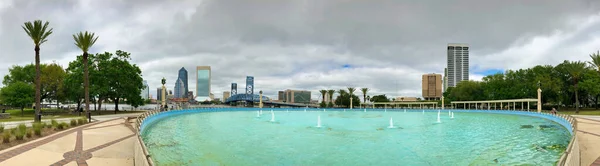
178 67 188 98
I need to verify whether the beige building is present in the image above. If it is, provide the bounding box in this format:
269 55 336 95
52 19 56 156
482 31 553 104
223 91 230 101
422 73 443 100
395 97 418 102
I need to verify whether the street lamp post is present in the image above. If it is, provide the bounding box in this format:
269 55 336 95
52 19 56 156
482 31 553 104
259 90 263 108
537 81 542 113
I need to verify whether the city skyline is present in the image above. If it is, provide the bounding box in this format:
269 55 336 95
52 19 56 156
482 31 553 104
2 1 600 101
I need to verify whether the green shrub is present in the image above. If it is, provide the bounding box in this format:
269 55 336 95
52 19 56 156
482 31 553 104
0 124 4 133
17 124 26 134
25 129 32 138
77 118 85 125
33 123 43 136
2 130 10 143
57 122 68 130
15 130 24 140
51 119 58 128
10 128 17 135
45 122 52 128
70 119 77 126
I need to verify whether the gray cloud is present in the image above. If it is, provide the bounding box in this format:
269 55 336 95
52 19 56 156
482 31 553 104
2 0 600 101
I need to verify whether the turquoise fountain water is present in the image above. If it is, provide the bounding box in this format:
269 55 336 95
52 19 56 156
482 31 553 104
142 109 571 166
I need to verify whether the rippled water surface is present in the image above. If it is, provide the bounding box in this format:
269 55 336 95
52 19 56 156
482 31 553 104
142 109 571 166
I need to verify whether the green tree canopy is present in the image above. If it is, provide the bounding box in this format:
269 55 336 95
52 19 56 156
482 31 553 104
2 63 65 103
0 82 34 115
369 94 390 103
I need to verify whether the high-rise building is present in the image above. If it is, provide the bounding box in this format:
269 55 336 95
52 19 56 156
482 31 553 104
422 73 443 100
447 43 469 88
223 91 230 101
231 83 237 95
196 66 211 101
156 88 162 101
174 78 185 98
281 89 311 104
156 87 168 101
278 91 285 101
245 76 254 95
141 80 149 100
178 67 188 98
443 68 448 92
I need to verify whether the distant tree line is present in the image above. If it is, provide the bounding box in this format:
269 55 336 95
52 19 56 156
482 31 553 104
0 50 146 113
444 53 600 113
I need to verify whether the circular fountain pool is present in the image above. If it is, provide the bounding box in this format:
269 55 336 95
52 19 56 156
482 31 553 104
141 109 571 166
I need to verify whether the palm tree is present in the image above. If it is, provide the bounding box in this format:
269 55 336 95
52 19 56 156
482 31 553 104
347 87 356 109
327 89 335 105
360 88 369 103
590 51 600 72
73 31 99 122
22 20 53 122
563 61 588 114
319 90 327 103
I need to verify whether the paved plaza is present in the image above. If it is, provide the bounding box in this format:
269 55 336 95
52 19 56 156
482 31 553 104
0 113 598 166
0 116 137 166
573 115 600 166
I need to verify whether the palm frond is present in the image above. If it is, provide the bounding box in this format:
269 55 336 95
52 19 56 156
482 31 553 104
347 87 356 94
590 51 600 71
73 31 99 52
22 20 53 45
564 61 587 79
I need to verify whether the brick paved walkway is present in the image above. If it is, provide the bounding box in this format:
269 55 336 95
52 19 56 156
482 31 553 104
0 118 135 166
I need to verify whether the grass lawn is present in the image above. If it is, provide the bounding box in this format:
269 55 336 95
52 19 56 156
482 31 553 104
547 108 600 116
1 109 146 122
1 109 81 122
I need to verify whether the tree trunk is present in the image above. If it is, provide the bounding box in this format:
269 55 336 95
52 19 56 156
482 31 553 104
76 100 81 113
575 82 579 114
114 98 120 114
596 95 600 110
83 52 90 121
34 45 41 122
21 107 24 117
97 98 103 112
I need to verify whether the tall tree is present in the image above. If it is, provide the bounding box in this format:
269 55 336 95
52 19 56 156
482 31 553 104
360 88 369 103
327 89 335 107
42 63 66 107
347 87 356 108
370 94 390 103
319 90 327 102
580 70 600 109
73 31 99 120
22 20 53 122
0 82 34 116
590 51 600 72
563 61 588 113
105 50 144 112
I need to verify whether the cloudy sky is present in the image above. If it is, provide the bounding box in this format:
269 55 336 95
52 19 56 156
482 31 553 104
1 0 600 101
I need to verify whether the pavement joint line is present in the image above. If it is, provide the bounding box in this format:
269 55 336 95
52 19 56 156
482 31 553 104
49 121 134 165
577 130 600 137
0 118 122 163
575 117 600 123
83 123 125 131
